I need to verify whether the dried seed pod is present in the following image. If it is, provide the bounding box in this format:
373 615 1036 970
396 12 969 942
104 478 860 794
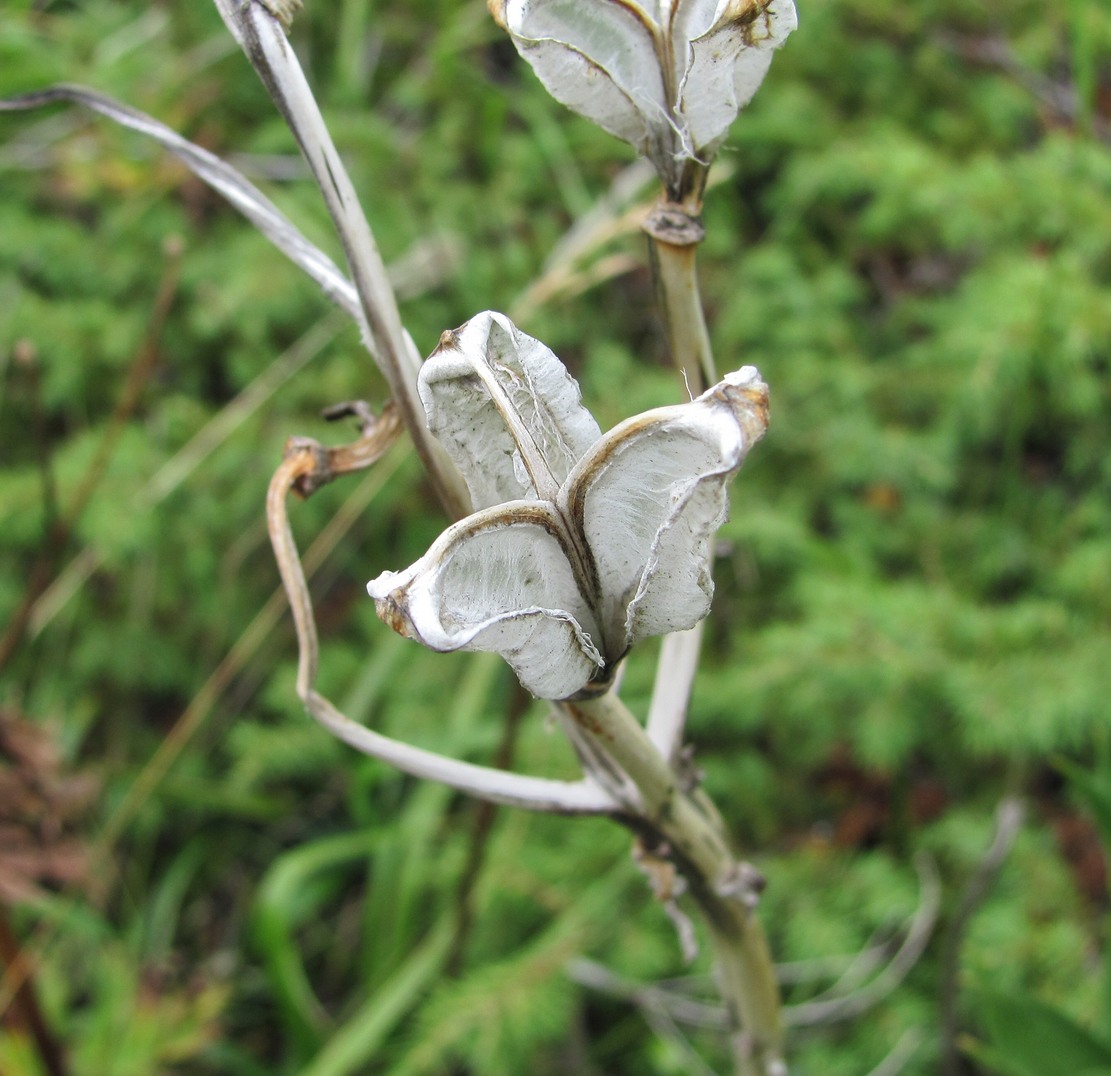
368 312 768 699
490 0 797 197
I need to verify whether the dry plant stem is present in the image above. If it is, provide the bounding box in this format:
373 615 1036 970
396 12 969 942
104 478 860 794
638 196 783 1073
215 0 469 519
644 195 718 760
646 622 704 762
568 693 784 1076
649 228 717 395
99 448 406 853
784 854 940 1028
939 797 1025 1076
0 85 363 321
8 456 410 1026
571 854 940 1039
265 416 612 815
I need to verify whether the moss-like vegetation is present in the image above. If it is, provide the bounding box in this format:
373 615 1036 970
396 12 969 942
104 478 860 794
2 1 1109 1072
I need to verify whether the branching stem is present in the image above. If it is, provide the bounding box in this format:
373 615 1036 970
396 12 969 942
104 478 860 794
228 7 783 1069
215 0 469 519
570 693 784 1076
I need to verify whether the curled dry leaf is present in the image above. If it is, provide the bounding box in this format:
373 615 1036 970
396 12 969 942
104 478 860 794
368 312 768 700
489 0 797 196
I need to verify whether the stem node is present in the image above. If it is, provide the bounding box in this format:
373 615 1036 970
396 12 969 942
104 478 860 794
643 199 706 246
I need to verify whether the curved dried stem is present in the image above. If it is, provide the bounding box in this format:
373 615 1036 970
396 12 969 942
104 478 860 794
98 437 405 853
0 85 361 322
570 854 940 1066
216 0 469 518
939 796 1025 1075
265 409 614 815
865 1028 924 1076
784 855 941 1029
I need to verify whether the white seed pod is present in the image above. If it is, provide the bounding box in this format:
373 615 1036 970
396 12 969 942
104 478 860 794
490 0 797 193
368 312 769 700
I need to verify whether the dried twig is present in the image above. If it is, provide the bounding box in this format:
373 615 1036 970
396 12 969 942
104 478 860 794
568 854 941 1045
215 0 469 517
265 404 614 815
939 796 1025 1076
785 855 941 1028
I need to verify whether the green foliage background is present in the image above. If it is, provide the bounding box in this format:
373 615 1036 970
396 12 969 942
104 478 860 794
1 0 1110 1072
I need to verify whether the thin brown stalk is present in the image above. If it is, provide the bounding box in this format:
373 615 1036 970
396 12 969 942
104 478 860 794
265 409 612 814
99 439 408 853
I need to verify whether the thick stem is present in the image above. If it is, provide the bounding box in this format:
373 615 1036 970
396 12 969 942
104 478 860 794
643 197 715 765
700 899 786 1076
637 195 782 1073
567 694 784 1075
646 196 716 394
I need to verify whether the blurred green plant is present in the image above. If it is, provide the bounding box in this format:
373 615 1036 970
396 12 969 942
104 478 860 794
1 0 1109 1073
962 754 1111 1076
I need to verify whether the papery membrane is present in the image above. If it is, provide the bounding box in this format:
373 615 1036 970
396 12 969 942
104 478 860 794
420 312 600 509
680 0 798 151
371 307 770 699
561 367 768 654
367 503 604 699
492 0 796 190
494 0 664 156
